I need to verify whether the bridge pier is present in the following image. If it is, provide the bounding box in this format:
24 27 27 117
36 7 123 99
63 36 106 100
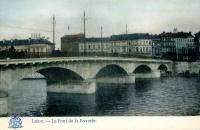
47 79 96 94
0 91 8 116
0 69 13 92
135 71 161 79
96 74 135 84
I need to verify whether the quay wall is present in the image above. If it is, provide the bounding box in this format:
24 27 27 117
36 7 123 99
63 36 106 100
174 62 200 75
0 91 8 116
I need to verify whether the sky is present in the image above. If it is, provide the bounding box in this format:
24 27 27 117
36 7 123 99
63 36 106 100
0 0 200 49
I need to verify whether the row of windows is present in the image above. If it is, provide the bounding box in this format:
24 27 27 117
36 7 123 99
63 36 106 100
160 42 175 46
16 47 48 53
129 40 152 45
174 38 194 42
163 38 194 42
161 48 176 53
79 44 110 50
112 46 152 53
0 47 48 52
79 43 153 51
80 41 153 51
112 40 153 46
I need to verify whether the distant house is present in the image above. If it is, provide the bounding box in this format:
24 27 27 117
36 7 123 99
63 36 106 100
78 33 157 57
78 37 111 54
158 32 195 61
0 38 55 55
195 32 200 60
159 32 194 48
110 33 156 57
152 39 176 59
61 33 84 54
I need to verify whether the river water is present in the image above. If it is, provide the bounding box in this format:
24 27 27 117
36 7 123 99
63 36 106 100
8 77 200 116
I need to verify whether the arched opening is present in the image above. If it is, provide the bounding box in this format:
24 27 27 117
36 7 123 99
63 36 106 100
158 64 169 76
158 64 168 71
96 64 128 78
133 65 152 73
37 67 84 84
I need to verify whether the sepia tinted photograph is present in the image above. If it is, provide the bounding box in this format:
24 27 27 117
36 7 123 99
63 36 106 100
0 0 200 117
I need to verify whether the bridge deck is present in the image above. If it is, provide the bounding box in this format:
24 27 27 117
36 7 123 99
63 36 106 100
0 57 172 66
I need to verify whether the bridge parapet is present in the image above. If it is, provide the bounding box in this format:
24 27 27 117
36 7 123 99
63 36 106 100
0 57 172 66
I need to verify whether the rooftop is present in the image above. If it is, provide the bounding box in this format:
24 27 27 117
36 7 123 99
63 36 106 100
159 32 193 38
110 33 159 41
153 39 175 42
80 37 110 43
0 38 54 46
61 33 85 39
195 32 200 38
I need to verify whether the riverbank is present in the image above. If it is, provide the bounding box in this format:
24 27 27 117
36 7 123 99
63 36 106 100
0 91 8 116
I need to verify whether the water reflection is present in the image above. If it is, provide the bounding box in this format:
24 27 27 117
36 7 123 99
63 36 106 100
95 84 135 116
7 77 200 116
135 79 154 94
8 79 47 116
46 93 96 116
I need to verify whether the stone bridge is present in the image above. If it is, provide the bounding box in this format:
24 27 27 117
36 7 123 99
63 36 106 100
0 57 173 94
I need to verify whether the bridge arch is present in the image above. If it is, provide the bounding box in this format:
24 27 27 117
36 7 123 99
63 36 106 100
133 64 152 73
37 67 84 83
158 64 168 71
95 64 128 78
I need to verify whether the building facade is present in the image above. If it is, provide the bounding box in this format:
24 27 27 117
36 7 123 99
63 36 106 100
157 32 195 61
79 37 111 55
195 32 200 60
62 32 196 61
78 33 156 57
110 33 155 57
61 34 84 55
152 39 176 59
0 38 55 58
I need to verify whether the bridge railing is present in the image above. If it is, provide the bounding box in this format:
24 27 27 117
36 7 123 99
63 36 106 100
0 50 197 62
51 52 156 59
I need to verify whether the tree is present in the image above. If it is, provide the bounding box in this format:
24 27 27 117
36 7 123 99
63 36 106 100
8 45 16 58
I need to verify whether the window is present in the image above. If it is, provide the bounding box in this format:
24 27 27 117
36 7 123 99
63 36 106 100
123 47 126 52
136 47 138 52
